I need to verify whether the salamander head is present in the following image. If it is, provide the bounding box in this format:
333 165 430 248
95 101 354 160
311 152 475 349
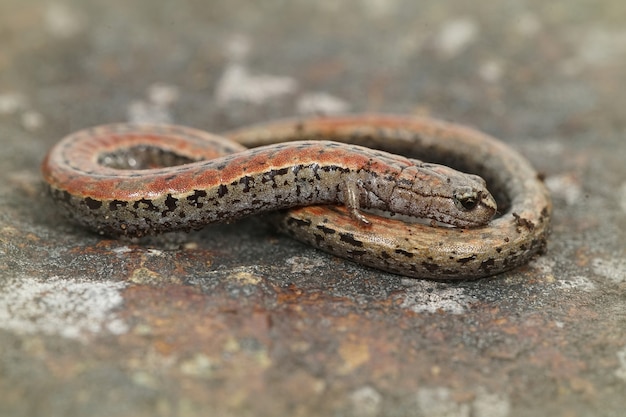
392 162 497 228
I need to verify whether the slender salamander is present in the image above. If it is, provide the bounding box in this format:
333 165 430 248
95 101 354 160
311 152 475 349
41 114 551 279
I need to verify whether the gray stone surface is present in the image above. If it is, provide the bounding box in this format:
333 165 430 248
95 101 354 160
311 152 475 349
1 1 625 416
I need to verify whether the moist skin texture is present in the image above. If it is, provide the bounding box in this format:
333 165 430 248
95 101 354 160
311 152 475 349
41 115 550 280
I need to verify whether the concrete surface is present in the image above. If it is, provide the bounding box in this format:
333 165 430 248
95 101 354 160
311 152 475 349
1 1 625 416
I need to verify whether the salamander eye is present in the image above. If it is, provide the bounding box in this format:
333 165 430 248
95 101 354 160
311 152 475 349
453 189 480 211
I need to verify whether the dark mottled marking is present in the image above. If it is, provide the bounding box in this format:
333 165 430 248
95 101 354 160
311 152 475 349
286 217 311 228
217 185 228 198
339 232 363 247
480 258 496 270
133 198 158 211
260 171 273 184
394 248 414 258
421 262 440 272
457 255 477 264
312 165 321 180
512 212 535 231
164 194 178 213
84 197 102 210
187 190 208 207
321 165 350 174
316 224 336 235
348 250 367 257
239 176 253 192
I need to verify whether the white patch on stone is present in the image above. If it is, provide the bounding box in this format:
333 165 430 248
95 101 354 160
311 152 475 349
555 275 596 292
0 92 27 115
615 346 626 382
416 387 470 417
112 246 133 254
417 386 511 417
529 257 555 276
478 60 504 83
592 257 626 283
147 83 180 106
545 173 583 206
127 83 180 124
0 92 44 130
563 28 626 75
127 100 173 124
44 2 85 39
400 282 475 314
472 388 511 417
0 276 128 340
214 64 297 106
349 385 383 417
434 18 479 58
285 256 327 275
296 92 351 115
577 28 626 66
21 110 45 131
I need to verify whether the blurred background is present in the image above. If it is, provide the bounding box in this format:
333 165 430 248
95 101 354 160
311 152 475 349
1 1 625 416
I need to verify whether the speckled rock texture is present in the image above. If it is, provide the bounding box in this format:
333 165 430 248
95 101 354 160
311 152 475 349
1 1 625 416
